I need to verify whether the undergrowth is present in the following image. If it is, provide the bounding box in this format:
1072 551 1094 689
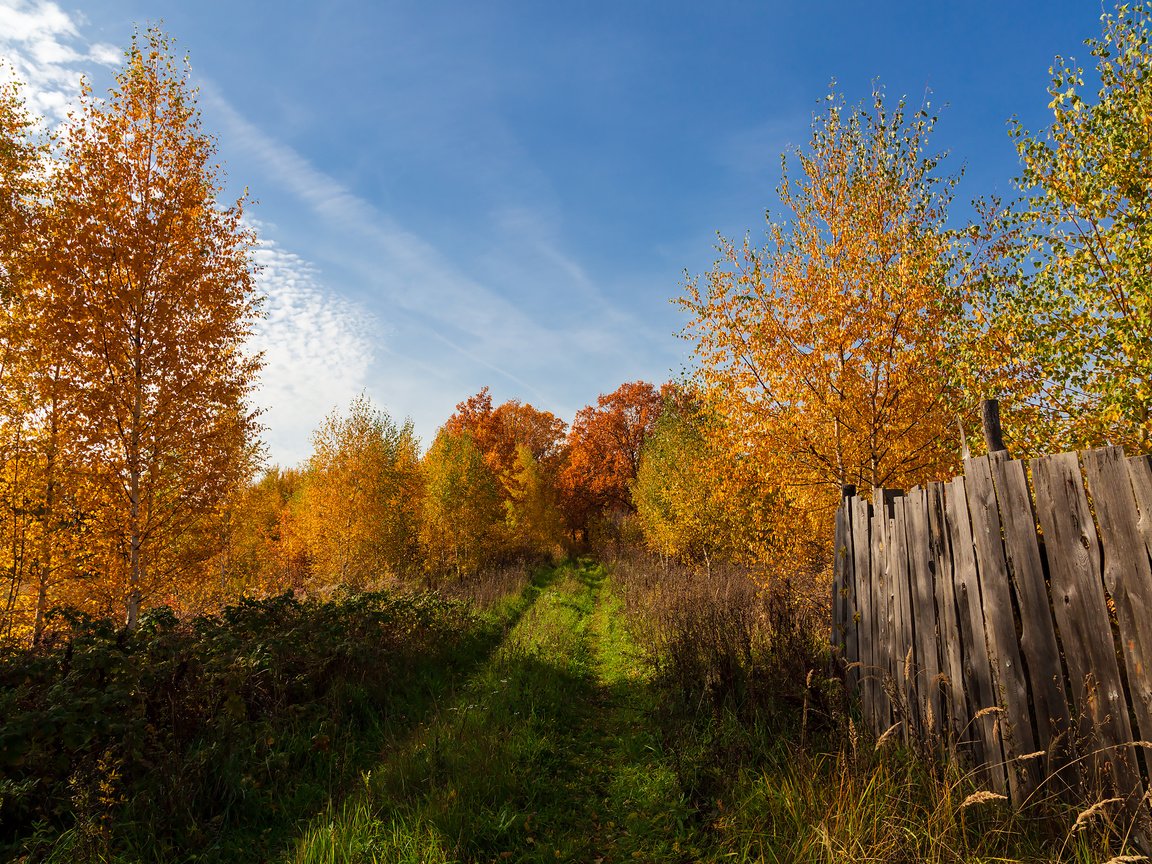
608 549 1138 863
0 569 527 863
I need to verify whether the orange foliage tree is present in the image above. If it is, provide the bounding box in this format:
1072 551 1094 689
441 387 567 557
36 30 263 628
560 381 673 539
679 89 964 570
0 80 92 642
214 466 309 597
443 387 567 484
0 78 48 641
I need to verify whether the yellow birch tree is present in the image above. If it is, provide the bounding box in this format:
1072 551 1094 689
298 395 422 588
679 88 964 569
41 30 263 628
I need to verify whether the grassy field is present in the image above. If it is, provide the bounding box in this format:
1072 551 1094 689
2 558 1139 863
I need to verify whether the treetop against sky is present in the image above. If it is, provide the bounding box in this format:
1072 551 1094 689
0 0 1102 464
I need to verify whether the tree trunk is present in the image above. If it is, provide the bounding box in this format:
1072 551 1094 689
126 338 144 632
32 385 59 645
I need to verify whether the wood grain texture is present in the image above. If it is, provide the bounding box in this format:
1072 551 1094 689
1082 449 1152 780
965 455 1039 801
1031 451 1142 802
945 474 1007 793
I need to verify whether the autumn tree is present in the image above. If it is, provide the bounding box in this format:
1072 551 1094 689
959 4 1152 452
0 79 43 640
299 396 421 588
505 444 565 558
0 80 87 642
679 88 963 567
443 387 567 485
41 30 262 628
212 466 309 598
633 399 774 567
560 381 672 537
442 387 568 555
420 429 504 579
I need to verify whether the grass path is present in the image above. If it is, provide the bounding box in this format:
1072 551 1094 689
285 559 706 864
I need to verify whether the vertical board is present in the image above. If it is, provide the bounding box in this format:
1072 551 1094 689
929 481 968 752
946 475 1008 794
849 494 871 707
891 494 919 738
855 493 877 733
875 490 893 732
905 485 943 737
1082 448 1152 770
1031 452 1143 802
833 499 847 652
965 455 1040 801
987 452 1071 784
845 495 866 691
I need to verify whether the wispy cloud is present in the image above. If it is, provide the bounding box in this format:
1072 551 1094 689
249 236 377 465
201 84 546 388
202 84 672 398
0 0 119 122
3 0 682 462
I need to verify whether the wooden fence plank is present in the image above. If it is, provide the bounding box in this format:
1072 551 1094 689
966 455 1039 801
891 494 920 739
838 504 857 681
945 475 1008 794
1031 451 1143 803
906 485 944 738
833 498 847 653
849 494 871 716
987 452 1071 789
1081 448 1152 778
872 489 894 732
929 481 968 753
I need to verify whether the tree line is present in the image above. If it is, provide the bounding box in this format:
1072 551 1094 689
3 5 1151 641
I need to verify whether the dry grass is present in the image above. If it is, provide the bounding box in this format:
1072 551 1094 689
600 547 1151 862
436 560 535 610
606 550 827 719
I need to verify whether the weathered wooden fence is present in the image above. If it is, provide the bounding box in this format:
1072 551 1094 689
833 441 1152 818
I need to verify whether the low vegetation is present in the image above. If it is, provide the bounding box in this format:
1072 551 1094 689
1 555 1141 861
0 577 524 861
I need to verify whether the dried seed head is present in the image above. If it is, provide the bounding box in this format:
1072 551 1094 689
875 722 902 750
959 791 1008 810
1073 797 1124 832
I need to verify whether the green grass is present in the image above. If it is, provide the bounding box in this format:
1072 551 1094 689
11 558 1137 863
282 558 1135 864
286 559 708 863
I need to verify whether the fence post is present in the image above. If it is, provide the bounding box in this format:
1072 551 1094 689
981 398 1007 454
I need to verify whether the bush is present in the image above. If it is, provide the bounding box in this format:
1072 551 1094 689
0 589 483 861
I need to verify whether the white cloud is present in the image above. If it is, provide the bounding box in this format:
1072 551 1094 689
249 237 377 466
0 0 119 123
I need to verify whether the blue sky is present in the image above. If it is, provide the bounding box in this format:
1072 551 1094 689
0 0 1105 465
